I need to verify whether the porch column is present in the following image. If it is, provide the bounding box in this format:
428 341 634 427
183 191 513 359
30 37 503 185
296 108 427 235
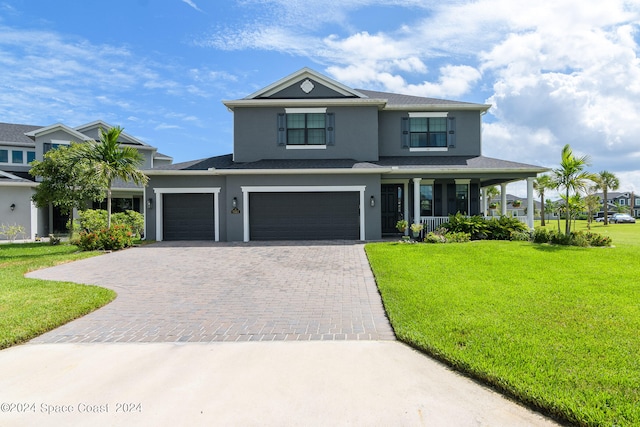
481 187 488 216
527 177 535 229
403 181 409 235
412 178 421 224
500 183 507 216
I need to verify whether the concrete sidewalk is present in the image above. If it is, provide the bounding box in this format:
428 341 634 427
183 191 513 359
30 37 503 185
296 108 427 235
0 341 559 427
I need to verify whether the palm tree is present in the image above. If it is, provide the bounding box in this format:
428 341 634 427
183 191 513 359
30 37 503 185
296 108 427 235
533 174 553 226
552 144 595 235
74 127 148 228
593 170 620 225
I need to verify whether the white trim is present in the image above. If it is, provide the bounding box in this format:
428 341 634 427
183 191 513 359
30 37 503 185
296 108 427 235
408 112 448 118
409 147 447 152
240 185 367 242
153 187 221 242
284 107 327 114
286 145 327 150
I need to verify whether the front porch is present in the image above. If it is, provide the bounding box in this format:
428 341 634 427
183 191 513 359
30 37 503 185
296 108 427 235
381 176 537 236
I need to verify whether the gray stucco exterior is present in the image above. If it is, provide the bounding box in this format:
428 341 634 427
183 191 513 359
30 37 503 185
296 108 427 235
0 120 172 240
144 67 547 242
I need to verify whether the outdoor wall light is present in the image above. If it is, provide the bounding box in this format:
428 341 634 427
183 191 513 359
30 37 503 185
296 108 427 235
370 196 375 207
10 203 15 211
147 198 153 210
232 197 238 209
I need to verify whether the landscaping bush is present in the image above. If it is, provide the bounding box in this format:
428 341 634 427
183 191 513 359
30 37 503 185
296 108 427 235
73 209 144 237
0 224 26 242
440 213 488 239
531 227 612 247
486 216 529 240
443 231 471 243
424 231 447 243
75 225 134 251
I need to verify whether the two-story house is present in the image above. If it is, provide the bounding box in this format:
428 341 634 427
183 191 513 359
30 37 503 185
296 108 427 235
593 192 638 219
0 120 172 240
144 68 547 242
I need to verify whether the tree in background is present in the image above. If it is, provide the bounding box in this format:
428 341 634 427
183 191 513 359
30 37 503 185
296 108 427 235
29 143 104 235
533 174 554 226
593 170 620 225
583 194 601 230
71 127 148 229
485 186 500 215
552 144 595 235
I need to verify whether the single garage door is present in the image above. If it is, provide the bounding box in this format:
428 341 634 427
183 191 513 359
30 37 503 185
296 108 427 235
163 193 214 240
250 192 360 240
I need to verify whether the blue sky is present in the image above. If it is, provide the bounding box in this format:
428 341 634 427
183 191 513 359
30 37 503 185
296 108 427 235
2 0 640 196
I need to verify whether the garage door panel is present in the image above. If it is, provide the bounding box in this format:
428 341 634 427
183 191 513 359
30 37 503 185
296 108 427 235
250 192 359 240
163 193 214 240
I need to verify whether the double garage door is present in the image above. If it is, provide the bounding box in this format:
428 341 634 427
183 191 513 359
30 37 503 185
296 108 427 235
161 191 360 241
249 192 360 240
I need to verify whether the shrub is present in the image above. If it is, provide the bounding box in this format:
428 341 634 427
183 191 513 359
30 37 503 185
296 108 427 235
584 232 612 247
441 213 488 240
486 216 529 240
0 223 26 242
443 231 471 243
113 211 144 237
75 225 134 251
48 234 61 246
531 228 612 247
73 209 144 238
424 231 447 243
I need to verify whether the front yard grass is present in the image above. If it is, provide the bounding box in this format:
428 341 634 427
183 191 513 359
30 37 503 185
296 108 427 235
0 243 116 349
366 222 640 426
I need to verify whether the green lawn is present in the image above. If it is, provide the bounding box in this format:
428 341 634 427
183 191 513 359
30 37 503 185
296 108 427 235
366 221 640 427
0 243 116 349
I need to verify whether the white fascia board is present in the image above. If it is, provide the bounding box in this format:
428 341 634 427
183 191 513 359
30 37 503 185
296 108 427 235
384 167 549 175
145 168 388 176
223 98 387 110
24 124 92 141
384 103 491 112
0 141 36 148
0 180 38 187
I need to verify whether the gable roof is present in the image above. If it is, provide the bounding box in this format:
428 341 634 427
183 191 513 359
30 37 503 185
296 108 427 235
74 121 152 147
224 67 490 111
244 67 368 100
24 123 92 142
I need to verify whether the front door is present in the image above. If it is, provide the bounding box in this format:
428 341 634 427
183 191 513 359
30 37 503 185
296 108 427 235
381 184 404 234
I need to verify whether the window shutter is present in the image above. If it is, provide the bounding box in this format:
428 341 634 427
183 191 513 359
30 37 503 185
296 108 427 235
325 113 335 146
447 116 456 148
401 117 410 148
277 113 286 146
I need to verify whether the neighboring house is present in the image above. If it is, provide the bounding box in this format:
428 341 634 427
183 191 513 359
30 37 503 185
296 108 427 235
145 68 547 242
487 194 540 218
592 192 638 218
0 121 172 240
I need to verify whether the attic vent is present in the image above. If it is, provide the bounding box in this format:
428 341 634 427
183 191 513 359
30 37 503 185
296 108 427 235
300 79 315 94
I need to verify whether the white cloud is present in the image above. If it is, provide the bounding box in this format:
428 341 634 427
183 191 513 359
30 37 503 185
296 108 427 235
182 0 203 12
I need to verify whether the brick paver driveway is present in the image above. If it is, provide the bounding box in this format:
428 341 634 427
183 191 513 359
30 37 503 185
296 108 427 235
27 241 395 343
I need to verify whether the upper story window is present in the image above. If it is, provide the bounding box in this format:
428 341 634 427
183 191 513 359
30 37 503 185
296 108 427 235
410 117 447 148
12 150 23 164
402 112 455 152
287 113 326 145
0 149 35 164
278 108 334 149
43 142 69 154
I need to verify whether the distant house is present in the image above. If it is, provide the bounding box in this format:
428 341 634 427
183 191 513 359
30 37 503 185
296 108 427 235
144 68 547 242
0 121 172 240
592 192 638 218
